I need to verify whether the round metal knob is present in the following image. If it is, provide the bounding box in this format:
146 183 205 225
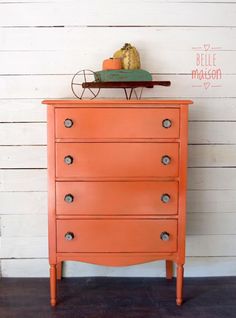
161 155 171 165
64 118 73 128
160 231 170 241
64 155 73 165
64 194 74 203
65 232 74 241
162 119 172 128
161 193 171 203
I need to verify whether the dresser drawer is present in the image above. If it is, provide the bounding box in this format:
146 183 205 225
56 181 178 215
57 219 177 253
56 142 179 178
55 108 180 139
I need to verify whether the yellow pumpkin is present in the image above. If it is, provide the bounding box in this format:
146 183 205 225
113 43 141 70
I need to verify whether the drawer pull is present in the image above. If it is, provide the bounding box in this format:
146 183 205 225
64 118 73 128
160 231 170 241
64 194 74 203
64 155 73 165
65 232 74 241
161 155 171 165
162 119 172 128
161 193 170 203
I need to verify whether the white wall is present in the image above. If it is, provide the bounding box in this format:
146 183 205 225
0 0 236 277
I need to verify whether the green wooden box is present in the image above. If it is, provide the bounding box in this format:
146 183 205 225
95 69 152 82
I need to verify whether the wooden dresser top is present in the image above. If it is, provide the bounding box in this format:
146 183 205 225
42 99 193 106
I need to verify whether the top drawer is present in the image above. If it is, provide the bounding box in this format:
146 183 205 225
55 108 180 139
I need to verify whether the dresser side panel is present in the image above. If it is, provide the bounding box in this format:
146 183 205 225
177 104 189 264
47 106 57 264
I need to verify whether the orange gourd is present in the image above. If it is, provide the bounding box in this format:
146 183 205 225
102 58 122 70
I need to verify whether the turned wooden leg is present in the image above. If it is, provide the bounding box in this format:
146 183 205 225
56 262 62 280
176 264 184 306
166 260 173 280
50 264 57 306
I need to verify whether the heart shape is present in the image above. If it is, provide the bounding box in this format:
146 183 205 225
204 44 210 51
204 82 211 89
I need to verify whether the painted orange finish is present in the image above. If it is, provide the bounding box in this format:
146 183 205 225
55 108 180 139
56 252 175 267
49 265 56 306
57 219 177 253
56 142 179 178
43 99 193 307
56 181 178 215
176 264 184 306
166 259 173 280
56 262 62 280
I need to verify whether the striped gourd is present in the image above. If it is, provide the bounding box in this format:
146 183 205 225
113 43 141 70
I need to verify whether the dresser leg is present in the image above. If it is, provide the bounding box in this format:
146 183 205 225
166 260 173 280
176 264 184 306
56 262 62 280
50 264 57 306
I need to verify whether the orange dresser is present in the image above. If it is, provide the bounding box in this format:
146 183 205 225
42 99 193 306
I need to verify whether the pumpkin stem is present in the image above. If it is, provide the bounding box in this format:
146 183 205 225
122 43 131 50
